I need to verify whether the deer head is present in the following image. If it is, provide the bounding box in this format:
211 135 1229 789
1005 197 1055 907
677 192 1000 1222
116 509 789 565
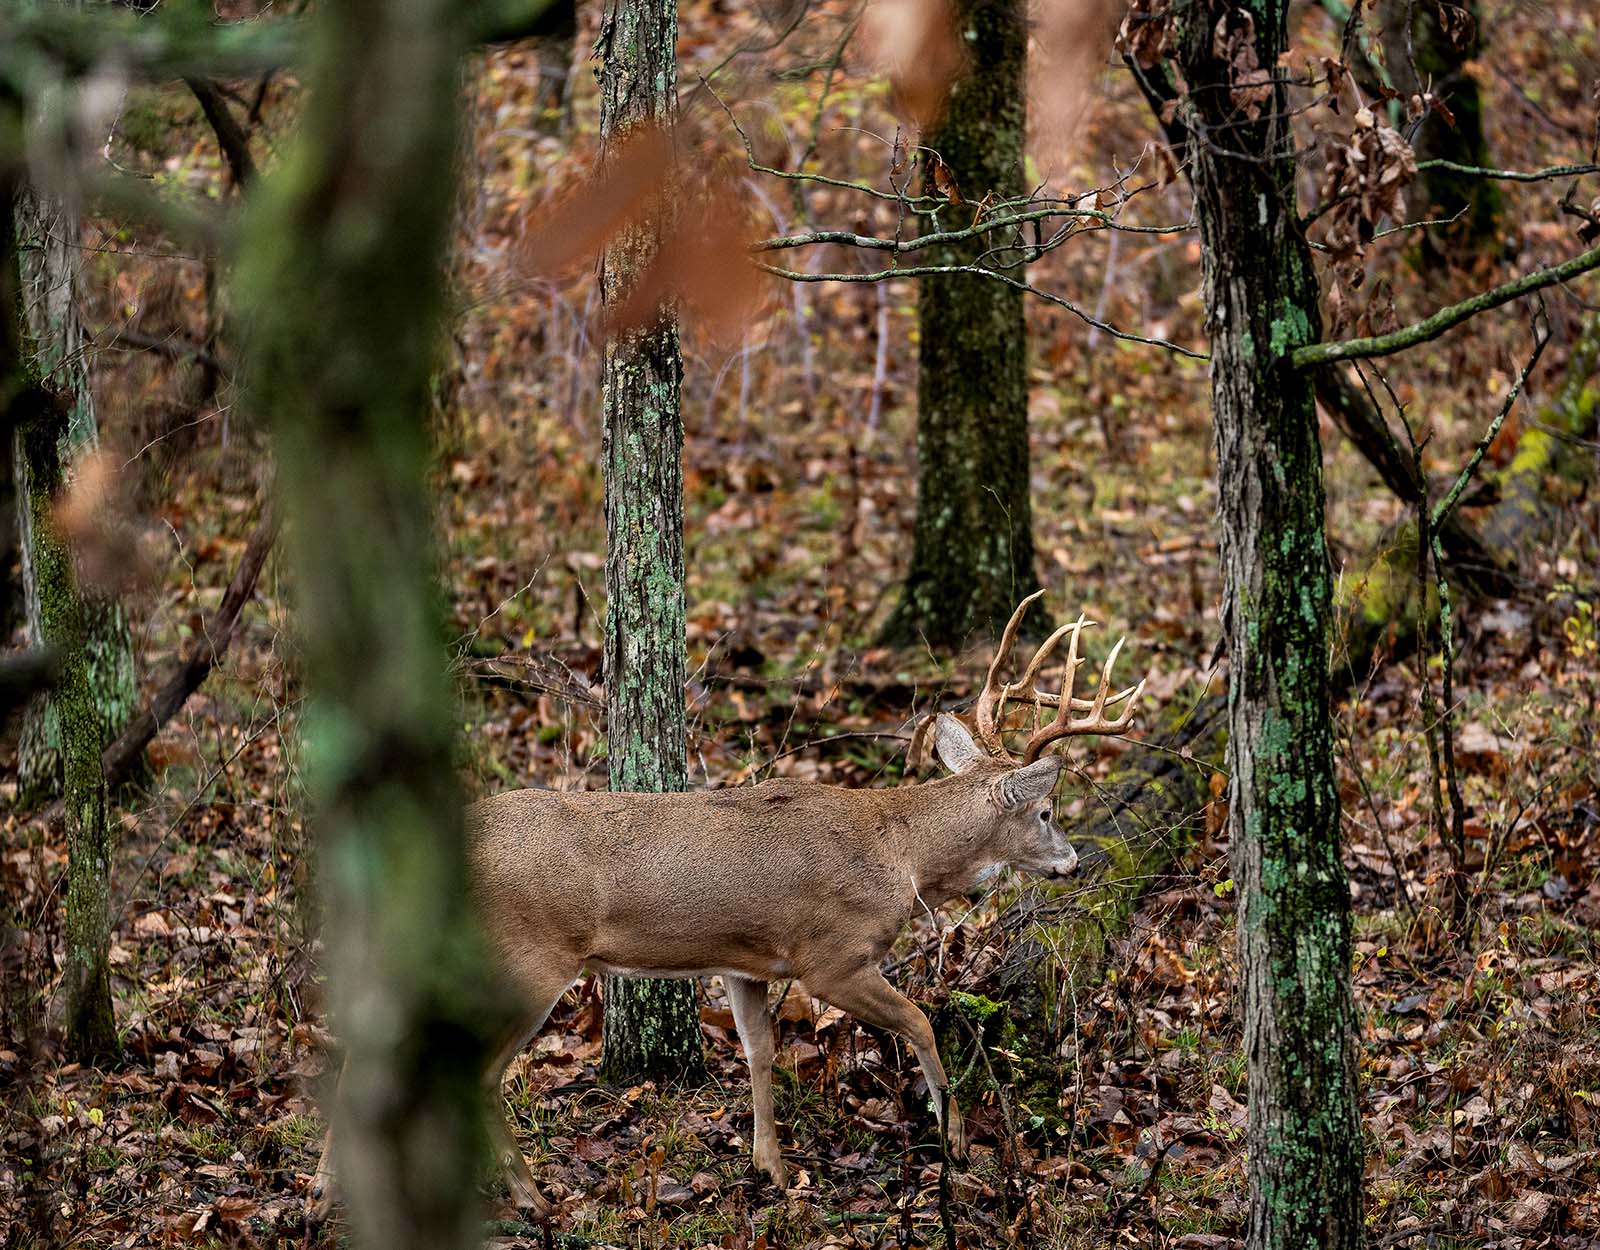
929 713 1081 881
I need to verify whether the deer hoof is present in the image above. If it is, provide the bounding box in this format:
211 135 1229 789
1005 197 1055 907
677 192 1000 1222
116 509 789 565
507 1174 555 1224
754 1145 790 1191
305 1182 334 1228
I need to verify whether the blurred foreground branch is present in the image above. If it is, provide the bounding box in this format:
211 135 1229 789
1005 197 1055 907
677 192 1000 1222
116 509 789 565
0 0 560 84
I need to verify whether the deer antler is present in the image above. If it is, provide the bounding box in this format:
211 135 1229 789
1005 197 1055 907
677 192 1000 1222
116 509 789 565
972 591 1145 763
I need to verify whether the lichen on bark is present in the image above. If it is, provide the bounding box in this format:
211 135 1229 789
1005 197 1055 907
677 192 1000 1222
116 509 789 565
12 181 136 803
5 163 116 1060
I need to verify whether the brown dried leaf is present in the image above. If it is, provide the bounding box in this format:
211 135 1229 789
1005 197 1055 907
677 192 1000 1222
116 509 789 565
1319 109 1416 264
1116 0 1172 70
928 155 962 205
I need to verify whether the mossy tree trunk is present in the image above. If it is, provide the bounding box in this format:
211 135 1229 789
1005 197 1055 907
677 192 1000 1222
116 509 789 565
1159 3 1366 1245
880 0 1037 650
3 168 116 1062
237 0 510 1244
596 0 705 1085
1380 0 1500 265
12 183 137 804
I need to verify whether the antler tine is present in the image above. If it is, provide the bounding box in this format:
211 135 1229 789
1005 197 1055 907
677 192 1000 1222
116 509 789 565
1014 614 1091 703
973 589 1045 756
1022 631 1146 763
1022 683 1144 713
1044 614 1088 733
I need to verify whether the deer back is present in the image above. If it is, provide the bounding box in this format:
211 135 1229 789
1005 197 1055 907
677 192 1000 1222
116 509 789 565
466 768 1013 984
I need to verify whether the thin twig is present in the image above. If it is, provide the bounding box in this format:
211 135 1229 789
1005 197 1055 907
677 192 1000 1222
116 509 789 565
756 260 1205 358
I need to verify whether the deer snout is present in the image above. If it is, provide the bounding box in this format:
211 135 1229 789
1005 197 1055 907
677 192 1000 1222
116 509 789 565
1045 841 1080 880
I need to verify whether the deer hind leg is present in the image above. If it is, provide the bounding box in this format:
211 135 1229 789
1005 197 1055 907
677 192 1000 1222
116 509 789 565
486 967 581 1222
725 976 788 1190
308 969 578 1227
811 967 967 1162
307 1071 343 1225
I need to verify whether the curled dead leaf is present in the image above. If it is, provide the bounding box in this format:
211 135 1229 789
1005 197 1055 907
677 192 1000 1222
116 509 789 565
1116 0 1172 70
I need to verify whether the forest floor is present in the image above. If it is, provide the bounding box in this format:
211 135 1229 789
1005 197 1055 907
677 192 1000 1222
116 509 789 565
4 0 1600 1247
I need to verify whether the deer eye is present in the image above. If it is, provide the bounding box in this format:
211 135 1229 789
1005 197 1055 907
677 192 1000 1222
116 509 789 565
1038 811 1050 824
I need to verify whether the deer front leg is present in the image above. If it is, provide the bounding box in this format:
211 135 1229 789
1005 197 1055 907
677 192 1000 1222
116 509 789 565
810 968 967 1161
308 1124 337 1224
725 976 788 1189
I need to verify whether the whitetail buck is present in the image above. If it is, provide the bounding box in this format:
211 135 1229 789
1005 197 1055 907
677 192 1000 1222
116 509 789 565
310 591 1143 1223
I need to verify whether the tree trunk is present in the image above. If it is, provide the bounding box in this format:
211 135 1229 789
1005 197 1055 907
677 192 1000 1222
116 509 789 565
1164 4 1366 1246
237 0 509 1245
880 0 1037 650
596 0 705 1085
12 183 136 804
1380 0 1500 265
3 172 116 1062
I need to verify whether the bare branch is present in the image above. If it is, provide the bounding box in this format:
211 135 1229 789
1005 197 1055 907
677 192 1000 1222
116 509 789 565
752 206 1190 254
101 324 229 375
1432 319 1550 528
1413 159 1600 183
1291 240 1600 368
756 260 1207 358
99 509 277 789
184 77 258 188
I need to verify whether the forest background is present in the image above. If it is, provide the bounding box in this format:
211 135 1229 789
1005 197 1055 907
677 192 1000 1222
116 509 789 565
1 0 1598 1247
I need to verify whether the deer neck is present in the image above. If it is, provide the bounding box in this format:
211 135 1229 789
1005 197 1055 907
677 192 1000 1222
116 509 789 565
886 772 1006 907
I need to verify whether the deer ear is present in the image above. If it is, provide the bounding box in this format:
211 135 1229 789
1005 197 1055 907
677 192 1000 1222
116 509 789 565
997 756 1062 808
933 715 984 774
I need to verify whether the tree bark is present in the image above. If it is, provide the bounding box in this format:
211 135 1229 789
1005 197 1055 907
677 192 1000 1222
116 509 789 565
880 0 1038 650
237 0 509 1245
12 181 137 805
1380 0 1500 264
1160 4 1366 1246
4 170 116 1062
596 0 705 1085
